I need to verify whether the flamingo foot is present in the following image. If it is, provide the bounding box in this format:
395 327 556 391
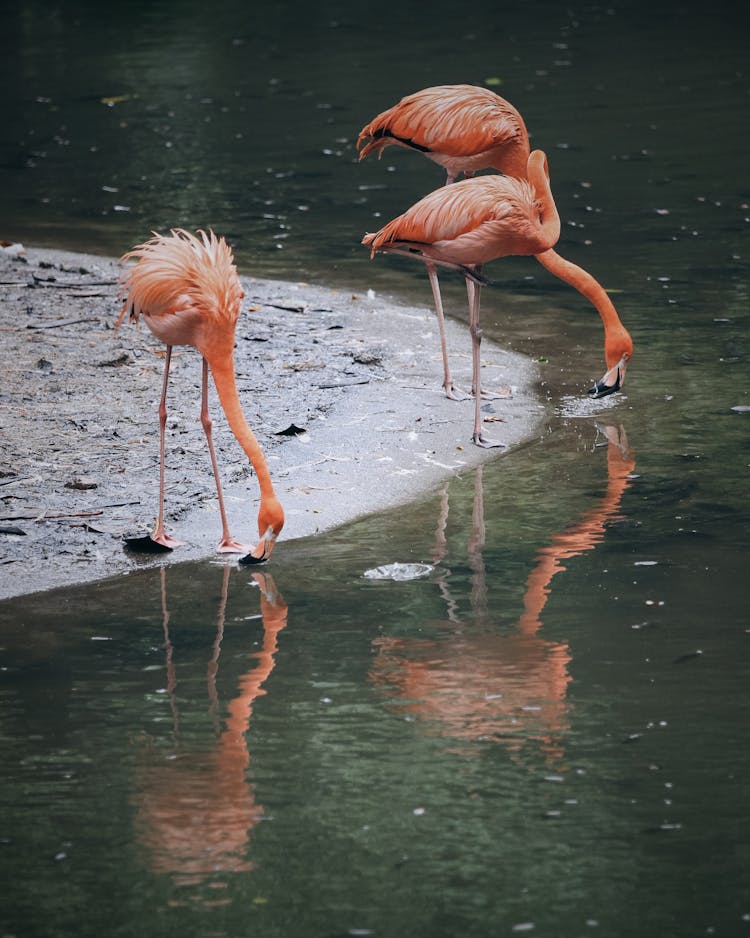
472 432 506 449
478 386 513 401
445 383 471 401
124 531 184 553
216 536 251 555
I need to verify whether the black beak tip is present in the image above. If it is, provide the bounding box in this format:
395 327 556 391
124 534 173 554
588 374 621 399
239 550 267 566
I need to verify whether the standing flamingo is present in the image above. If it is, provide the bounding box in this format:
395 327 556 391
363 150 633 446
357 84 530 184
117 228 284 563
358 84 632 406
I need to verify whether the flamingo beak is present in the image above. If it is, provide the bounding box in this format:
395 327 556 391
239 526 278 566
589 356 628 399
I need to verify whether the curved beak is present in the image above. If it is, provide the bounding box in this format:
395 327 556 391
239 527 278 566
589 356 628 399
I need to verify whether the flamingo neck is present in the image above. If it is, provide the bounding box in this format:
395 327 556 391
206 355 275 497
527 150 561 251
534 249 629 353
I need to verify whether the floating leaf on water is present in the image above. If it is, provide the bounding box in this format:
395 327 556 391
362 562 433 581
484 76 503 86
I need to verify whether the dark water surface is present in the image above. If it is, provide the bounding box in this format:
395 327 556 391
1 2 749 936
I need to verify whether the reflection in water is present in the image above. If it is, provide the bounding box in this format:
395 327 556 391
133 565 287 886
371 425 635 764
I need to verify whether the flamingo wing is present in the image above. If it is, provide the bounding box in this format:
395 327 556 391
363 176 535 255
358 85 527 160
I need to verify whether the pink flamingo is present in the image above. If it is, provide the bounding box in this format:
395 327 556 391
363 151 632 446
118 228 284 562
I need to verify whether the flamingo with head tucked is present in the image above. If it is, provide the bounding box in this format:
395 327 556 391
117 228 284 563
363 150 633 446
357 83 530 184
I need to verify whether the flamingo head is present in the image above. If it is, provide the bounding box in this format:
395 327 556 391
239 496 285 565
589 329 633 399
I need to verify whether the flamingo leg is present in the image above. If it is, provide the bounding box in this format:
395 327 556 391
427 262 470 401
465 278 512 401
468 269 503 449
200 358 250 554
148 347 184 549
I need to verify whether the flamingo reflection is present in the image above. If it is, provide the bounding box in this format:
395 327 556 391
370 424 635 764
133 564 287 885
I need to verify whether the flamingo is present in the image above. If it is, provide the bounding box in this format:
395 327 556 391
363 150 633 447
117 228 284 563
358 84 632 408
357 84 530 184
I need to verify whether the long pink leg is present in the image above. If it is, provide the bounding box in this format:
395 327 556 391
150 347 184 548
201 359 249 554
427 263 469 401
465 278 512 401
468 271 503 448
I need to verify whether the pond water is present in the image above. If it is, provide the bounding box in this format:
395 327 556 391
1 1 749 936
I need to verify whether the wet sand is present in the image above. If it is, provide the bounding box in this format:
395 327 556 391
0 245 546 600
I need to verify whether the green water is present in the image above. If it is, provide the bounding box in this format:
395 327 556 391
1 1 749 936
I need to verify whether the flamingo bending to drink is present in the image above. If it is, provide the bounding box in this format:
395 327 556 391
363 151 632 446
117 228 283 563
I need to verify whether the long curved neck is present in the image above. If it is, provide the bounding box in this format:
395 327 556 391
534 248 626 339
206 353 276 498
527 150 561 251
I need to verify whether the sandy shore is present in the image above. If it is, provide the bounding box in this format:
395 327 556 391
0 245 546 600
